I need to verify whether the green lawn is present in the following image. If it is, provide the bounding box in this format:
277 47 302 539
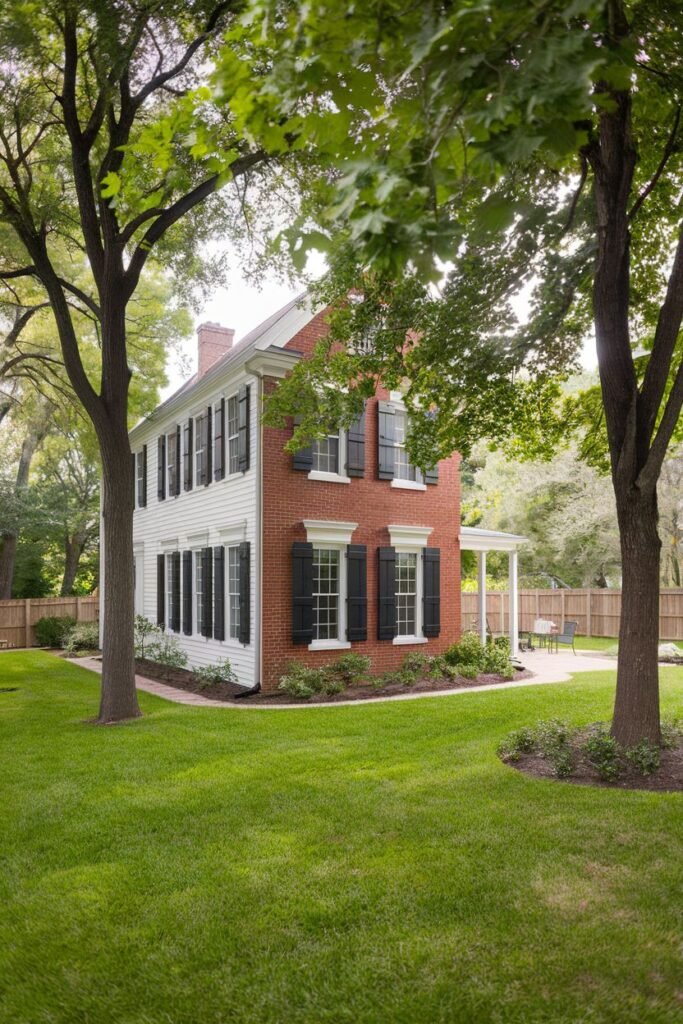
574 635 683 653
1 652 682 1024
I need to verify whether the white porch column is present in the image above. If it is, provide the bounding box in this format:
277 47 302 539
509 549 519 657
478 550 487 646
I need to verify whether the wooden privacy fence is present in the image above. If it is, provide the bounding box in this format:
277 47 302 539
461 588 683 641
0 595 99 649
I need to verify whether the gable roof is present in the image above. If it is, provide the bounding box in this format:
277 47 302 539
130 291 317 438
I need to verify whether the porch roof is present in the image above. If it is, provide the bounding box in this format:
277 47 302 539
459 526 528 553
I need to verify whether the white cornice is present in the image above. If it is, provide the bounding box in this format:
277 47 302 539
388 524 433 550
303 520 358 545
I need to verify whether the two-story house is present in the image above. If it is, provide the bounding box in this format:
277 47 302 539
127 294 465 692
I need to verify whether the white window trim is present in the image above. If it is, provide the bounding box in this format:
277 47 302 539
227 544 241 642
308 542 351 652
393 547 425 645
159 537 179 552
391 478 427 492
308 429 349 483
187 531 209 548
388 525 433 550
218 522 247 545
304 520 358 546
224 392 240 477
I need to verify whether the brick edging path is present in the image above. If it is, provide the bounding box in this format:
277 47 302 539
70 651 617 710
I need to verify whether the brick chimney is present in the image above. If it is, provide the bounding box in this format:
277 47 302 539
197 322 235 377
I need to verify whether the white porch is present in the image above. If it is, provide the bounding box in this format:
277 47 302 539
460 526 527 657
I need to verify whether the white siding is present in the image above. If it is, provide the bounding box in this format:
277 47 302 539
131 368 259 687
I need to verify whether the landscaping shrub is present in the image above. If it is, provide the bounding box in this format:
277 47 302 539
278 662 343 699
34 616 76 648
133 616 188 669
444 632 486 670
661 716 683 749
331 653 371 686
64 622 100 653
625 740 660 776
496 727 536 761
482 643 514 676
583 726 620 781
194 659 238 688
134 616 160 659
400 651 432 682
449 663 479 680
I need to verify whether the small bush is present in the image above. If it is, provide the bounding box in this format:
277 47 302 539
550 748 574 779
64 622 100 653
133 616 188 669
497 727 536 761
331 653 371 686
134 615 160 659
444 632 486 670
583 726 620 781
35 616 77 648
535 719 571 756
661 716 683 749
482 642 514 675
278 662 343 699
626 740 660 776
194 659 237 688
450 663 479 680
429 655 447 679
398 651 432 684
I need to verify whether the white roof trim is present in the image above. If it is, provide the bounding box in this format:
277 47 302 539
388 524 433 550
303 520 358 545
460 526 527 552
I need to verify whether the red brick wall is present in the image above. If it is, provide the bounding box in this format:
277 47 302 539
260 309 461 690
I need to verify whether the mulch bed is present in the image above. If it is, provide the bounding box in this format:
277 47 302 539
504 730 683 793
134 658 531 704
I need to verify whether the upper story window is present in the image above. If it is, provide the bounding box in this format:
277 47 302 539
227 394 240 475
195 410 211 486
394 410 419 483
167 428 180 497
136 446 147 507
312 433 341 475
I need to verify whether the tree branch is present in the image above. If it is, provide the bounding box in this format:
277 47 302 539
638 356 683 491
629 105 681 221
639 225 683 437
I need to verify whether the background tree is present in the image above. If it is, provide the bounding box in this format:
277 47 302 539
230 0 683 745
0 0 268 720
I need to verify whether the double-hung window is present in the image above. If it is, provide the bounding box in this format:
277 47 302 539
394 410 419 482
395 552 418 637
312 548 340 641
227 395 240 474
228 545 240 639
195 551 204 632
166 553 177 631
312 433 341 475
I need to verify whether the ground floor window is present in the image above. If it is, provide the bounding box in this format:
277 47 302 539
396 551 418 637
195 551 204 632
228 545 240 639
312 547 340 641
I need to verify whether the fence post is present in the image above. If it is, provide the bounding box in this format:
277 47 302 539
560 588 565 629
535 589 540 623
586 590 592 637
76 596 83 622
24 598 31 648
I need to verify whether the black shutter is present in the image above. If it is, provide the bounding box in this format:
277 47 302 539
346 544 367 641
182 551 192 635
346 407 366 478
238 541 251 644
201 546 213 637
205 406 213 485
378 402 396 480
156 553 165 626
141 445 148 506
238 384 250 472
183 420 193 492
157 435 166 500
213 546 225 640
171 551 181 631
422 547 441 637
292 541 314 643
174 426 181 496
292 416 313 472
378 546 397 639
214 399 225 481
424 464 439 485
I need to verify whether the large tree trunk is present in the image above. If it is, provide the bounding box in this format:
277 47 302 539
98 427 140 723
60 531 86 596
611 486 662 746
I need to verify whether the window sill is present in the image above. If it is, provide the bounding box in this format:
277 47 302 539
392 635 429 645
308 639 352 652
308 471 351 485
391 479 426 491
